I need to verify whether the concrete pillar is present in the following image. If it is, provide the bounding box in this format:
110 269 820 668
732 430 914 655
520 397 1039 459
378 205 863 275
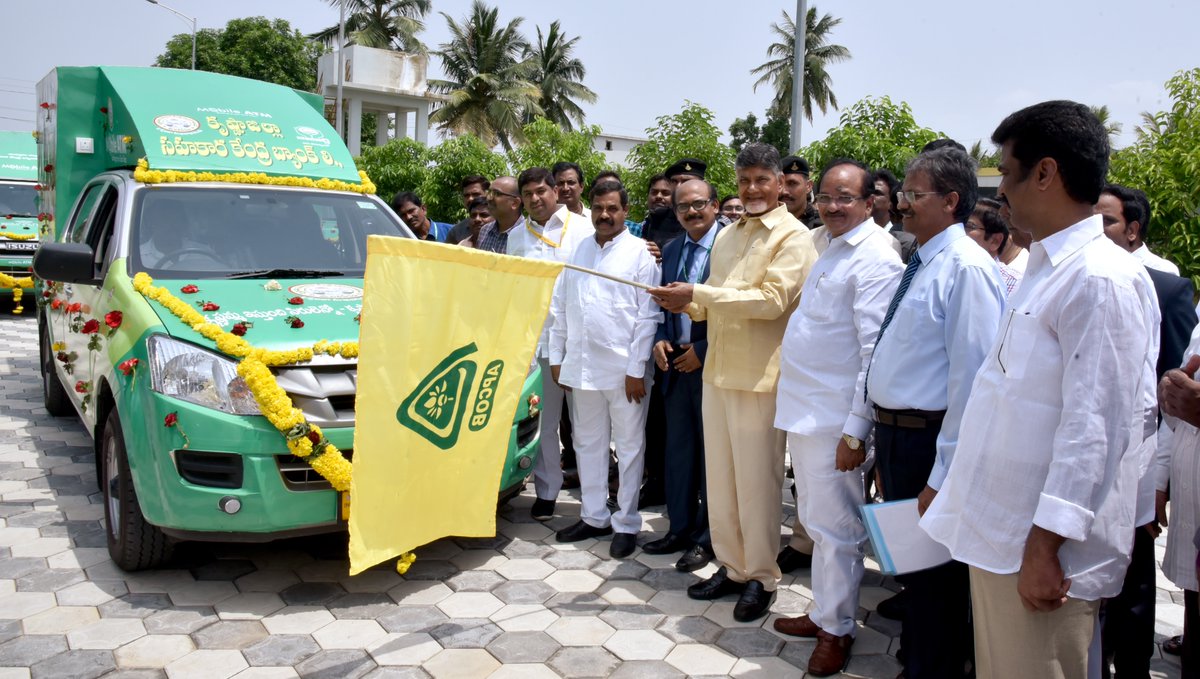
395 109 409 140
375 110 389 147
347 97 363 156
414 102 429 145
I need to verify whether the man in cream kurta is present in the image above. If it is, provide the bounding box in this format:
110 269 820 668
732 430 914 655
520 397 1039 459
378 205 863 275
651 143 818 623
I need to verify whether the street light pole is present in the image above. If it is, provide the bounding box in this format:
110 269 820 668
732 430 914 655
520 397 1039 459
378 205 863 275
789 0 807 152
336 0 346 140
145 0 197 70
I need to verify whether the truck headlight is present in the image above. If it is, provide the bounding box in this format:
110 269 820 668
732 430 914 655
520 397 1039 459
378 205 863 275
147 335 262 415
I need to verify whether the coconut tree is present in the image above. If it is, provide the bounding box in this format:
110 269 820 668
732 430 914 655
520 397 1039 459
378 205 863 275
750 6 851 122
429 0 542 151
524 21 597 130
312 0 431 54
1089 104 1123 144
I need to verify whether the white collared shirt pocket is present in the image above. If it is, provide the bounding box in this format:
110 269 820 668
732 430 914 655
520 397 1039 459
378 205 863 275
803 274 851 322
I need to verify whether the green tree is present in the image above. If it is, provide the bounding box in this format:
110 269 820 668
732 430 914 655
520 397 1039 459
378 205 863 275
508 118 608 187
798 96 942 179
969 140 999 168
356 137 431 203
311 0 431 53
728 112 761 154
625 102 736 221
155 17 324 92
524 21 597 130
750 6 851 122
420 134 511 221
429 1 541 151
730 109 792 156
1090 104 1123 144
1109 68 1200 281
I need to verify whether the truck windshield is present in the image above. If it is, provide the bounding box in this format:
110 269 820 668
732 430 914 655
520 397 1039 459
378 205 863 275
130 186 411 278
0 181 37 217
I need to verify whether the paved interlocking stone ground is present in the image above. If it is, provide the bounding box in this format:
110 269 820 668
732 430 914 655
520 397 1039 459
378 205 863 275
0 314 1186 678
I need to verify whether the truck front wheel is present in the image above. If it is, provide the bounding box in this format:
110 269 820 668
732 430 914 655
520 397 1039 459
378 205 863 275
39 320 72 417
101 409 173 570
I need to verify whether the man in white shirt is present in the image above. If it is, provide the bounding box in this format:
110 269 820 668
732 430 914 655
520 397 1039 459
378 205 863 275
553 161 591 220
866 146 1006 679
771 159 903 676
1097 183 1180 275
509 167 595 523
921 100 1159 679
548 180 660 558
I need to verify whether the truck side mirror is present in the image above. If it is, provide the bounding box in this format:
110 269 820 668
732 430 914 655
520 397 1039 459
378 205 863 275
33 243 98 285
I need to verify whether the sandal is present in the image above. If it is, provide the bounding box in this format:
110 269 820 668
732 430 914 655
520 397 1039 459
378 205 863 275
1163 634 1184 656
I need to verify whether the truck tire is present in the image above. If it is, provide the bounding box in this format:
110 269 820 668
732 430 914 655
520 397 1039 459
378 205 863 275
39 320 72 417
101 409 173 570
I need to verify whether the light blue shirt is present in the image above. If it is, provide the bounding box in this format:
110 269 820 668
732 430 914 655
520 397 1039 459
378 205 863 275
866 223 1006 490
677 224 718 344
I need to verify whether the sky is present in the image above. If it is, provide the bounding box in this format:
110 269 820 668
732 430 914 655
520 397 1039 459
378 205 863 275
2 0 1197 152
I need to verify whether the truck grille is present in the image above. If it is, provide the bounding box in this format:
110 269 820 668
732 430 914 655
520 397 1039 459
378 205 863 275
272 364 357 428
516 413 540 448
176 450 244 489
276 450 355 491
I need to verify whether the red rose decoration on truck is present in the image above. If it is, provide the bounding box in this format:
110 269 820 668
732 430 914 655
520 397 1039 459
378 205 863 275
74 380 88 394
200 301 219 311
288 296 303 305
164 412 178 427
66 302 82 313
180 284 199 294
81 319 100 334
231 322 248 336
104 311 123 329
117 358 139 376
285 315 304 329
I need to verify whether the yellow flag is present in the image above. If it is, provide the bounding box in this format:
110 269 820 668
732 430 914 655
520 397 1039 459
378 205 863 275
349 236 562 574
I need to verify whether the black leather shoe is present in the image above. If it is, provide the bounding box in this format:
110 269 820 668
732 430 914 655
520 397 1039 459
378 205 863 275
530 498 555 521
776 546 813 573
555 519 612 543
642 534 688 555
675 544 714 572
875 589 907 621
733 580 775 622
686 566 746 600
610 533 637 559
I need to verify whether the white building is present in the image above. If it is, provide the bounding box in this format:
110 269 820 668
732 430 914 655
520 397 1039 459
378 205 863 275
316 45 447 155
593 132 646 167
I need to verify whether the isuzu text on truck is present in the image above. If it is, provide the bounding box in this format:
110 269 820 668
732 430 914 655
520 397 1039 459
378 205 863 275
33 67 542 570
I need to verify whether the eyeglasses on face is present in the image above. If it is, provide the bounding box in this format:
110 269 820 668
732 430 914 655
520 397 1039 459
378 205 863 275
813 194 865 207
487 188 520 199
896 190 945 204
723 205 746 213
674 199 714 214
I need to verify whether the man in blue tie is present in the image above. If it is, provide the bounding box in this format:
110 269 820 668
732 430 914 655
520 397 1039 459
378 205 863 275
865 146 1006 679
642 179 722 572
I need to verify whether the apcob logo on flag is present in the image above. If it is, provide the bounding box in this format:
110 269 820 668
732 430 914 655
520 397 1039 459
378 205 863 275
395 342 505 449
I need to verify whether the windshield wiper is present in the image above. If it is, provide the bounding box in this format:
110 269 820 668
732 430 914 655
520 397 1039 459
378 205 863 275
224 268 345 279
3 213 36 218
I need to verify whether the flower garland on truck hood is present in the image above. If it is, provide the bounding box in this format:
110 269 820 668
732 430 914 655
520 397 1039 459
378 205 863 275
134 158 377 195
0 272 33 314
132 273 415 573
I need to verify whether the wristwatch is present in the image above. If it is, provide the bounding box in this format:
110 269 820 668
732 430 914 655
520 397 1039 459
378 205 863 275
841 433 863 450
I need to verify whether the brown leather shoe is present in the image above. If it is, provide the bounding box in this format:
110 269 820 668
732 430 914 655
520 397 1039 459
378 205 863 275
807 629 853 677
772 613 820 637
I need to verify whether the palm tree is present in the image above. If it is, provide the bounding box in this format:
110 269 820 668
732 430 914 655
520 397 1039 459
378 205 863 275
524 21 597 130
751 7 851 122
969 140 999 168
429 1 542 151
1090 105 1123 144
311 0 431 54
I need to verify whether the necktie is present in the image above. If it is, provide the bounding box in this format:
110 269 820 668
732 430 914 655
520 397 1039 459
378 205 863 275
876 250 922 341
681 241 698 282
865 250 921 402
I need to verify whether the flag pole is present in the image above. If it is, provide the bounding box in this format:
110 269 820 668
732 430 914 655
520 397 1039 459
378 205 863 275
562 262 653 291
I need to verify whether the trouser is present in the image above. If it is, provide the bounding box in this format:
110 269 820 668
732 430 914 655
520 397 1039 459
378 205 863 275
533 356 569 501
1099 525 1155 678
970 566 1099 679
662 368 709 546
703 383 786 590
570 381 650 535
790 431 869 637
876 414 973 678
1185 590 1199 678
642 362 667 497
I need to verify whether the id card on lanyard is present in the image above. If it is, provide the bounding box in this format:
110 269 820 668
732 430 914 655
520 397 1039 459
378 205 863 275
678 241 711 283
526 211 572 249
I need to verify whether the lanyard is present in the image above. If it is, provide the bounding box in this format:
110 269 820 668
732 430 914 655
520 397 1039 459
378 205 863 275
677 241 711 283
526 211 572 248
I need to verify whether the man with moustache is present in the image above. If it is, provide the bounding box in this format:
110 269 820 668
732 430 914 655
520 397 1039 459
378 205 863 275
780 155 821 228
549 179 660 558
475 176 525 255
922 101 1158 679
509 167 595 522
771 159 903 675
651 143 818 622
872 168 917 263
866 146 1005 678
643 179 723 572
553 161 590 219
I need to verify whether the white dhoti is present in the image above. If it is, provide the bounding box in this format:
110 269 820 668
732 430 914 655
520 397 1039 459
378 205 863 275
570 380 651 535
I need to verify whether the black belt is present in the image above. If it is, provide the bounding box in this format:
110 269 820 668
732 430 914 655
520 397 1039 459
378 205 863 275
874 407 946 429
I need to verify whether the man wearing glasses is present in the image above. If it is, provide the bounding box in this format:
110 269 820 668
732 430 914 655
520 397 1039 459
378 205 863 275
475 176 525 255
865 146 1005 679
650 143 818 623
